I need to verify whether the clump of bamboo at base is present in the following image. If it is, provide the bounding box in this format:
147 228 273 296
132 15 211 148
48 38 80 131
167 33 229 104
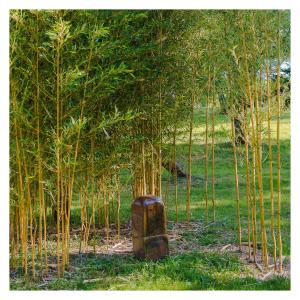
221 10 287 270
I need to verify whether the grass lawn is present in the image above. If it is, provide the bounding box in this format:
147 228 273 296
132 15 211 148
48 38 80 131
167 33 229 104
10 109 290 290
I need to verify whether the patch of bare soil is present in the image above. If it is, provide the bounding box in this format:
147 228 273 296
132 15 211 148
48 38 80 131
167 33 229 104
10 221 289 285
67 220 290 281
168 221 290 280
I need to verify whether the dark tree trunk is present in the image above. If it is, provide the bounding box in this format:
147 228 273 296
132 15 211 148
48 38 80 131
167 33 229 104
52 189 70 224
234 117 245 145
162 160 187 178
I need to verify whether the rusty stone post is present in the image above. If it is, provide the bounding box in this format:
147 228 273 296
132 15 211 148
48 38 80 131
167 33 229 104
131 195 169 259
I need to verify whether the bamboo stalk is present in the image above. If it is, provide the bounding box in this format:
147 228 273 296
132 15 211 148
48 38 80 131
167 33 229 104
224 61 242 252
116 170 121 240
164 164 171 218
91 136 96 253
158 12 163 198
83 175 89 252
265 25 277 269
79 185 83 254
211 68 216 221
186 92 195 223
173 124 178 223
251 149 258 261
276 11 283 273
224 17 242 252
61 177 66 276
242 103 252 259
10 212 16 269
55 34 62 277
231 117 242 251
142 140 147 195
254 70 269 267
34 14 44 266
68 29 95 258
29 191 35 279
103 178 109 250
205 53 211 225
151 112 155 195
22 154 35 278
241 15 268 266
65 157 71 265
11 81 28 277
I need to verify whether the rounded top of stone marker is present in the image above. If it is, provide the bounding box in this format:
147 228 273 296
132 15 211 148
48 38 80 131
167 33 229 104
132 195 164 207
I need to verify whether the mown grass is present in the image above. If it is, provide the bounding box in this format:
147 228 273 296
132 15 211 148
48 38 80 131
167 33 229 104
10 251 289 290
10 109 290 290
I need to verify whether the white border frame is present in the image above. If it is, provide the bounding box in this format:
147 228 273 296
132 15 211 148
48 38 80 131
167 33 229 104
1 1 299 300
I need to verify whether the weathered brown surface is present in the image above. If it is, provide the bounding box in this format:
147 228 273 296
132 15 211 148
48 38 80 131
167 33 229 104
132 195 169 259
162 160 187 178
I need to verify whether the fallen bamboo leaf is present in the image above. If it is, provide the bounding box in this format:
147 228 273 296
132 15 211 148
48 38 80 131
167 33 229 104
83 278 101 284
262 271 273 280
112 242 124 249
255 263 264 272
221 244 231 252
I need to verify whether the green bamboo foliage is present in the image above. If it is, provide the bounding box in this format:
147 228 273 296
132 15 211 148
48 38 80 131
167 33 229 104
9 10 289 280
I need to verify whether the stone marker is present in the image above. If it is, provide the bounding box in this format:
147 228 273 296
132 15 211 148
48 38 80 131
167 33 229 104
132 195 169 260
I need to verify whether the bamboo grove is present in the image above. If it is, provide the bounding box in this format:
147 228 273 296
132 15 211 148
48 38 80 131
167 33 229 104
9 10 290 279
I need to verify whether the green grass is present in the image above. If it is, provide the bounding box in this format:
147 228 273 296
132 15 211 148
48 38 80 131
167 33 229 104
10 109 290 290
10 251 289 290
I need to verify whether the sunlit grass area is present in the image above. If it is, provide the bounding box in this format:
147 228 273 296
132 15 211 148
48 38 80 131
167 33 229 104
10 252 289 290
10 109 290 290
